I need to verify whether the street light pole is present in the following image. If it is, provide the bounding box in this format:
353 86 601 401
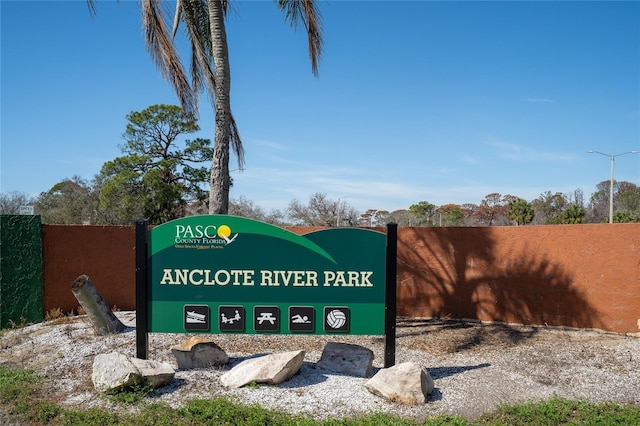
587 150 640 223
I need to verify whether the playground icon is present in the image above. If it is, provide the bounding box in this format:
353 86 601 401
219 306 245 332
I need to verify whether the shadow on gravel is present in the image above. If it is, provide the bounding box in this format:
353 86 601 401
427 387 443 402
273 363 330 388
427 363 491 380
395 318 540 354
151 377 188 398
425 363 491 402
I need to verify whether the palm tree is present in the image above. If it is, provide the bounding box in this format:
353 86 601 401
89 0 323 214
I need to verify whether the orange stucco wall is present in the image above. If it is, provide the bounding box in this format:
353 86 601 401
41 223 640 334
42 225 136 315
396 224 639 335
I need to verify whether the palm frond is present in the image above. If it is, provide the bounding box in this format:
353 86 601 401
142 0 196 116
181 0 214 102
276 0 323 76
86 0 97 17
230 114 245 168
171 0 183 38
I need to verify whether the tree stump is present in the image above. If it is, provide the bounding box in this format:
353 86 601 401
71 275 126 335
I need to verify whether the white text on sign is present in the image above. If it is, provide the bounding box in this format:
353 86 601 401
159 269 374 287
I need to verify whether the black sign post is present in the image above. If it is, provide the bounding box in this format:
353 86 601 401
384 222 398 368
135 219 148 359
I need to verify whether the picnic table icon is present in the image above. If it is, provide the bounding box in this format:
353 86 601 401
257 312 276 324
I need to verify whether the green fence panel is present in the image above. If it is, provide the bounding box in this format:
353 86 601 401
0 215 43 328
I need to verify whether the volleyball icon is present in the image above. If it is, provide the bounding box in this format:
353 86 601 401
326 309 347 329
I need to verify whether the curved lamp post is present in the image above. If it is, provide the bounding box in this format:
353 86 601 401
587 150 640 223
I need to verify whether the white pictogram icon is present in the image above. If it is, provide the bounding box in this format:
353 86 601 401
221 310 242 324
291 314 311 324
257 312 276 324
326 309 347 329
186 310 206 323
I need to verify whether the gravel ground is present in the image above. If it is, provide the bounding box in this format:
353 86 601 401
1 311 639 422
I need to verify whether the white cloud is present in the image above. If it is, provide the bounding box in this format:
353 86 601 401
253 139 290 151
522 97 558 104
460 155 480 165
485 139 578 162
230 164 435 212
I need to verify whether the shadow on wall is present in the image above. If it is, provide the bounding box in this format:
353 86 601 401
397 227 604 331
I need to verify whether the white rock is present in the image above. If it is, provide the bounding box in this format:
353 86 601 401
130 357 175 388
365 361 434 405
92 352 139 393
220 350 305 389
91 351 174 392
316 342 374 377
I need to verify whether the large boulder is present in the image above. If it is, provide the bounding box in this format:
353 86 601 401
316 342 374 377
220 350 305 389
92 352 174 393
365 361 434 405
171 336 229 369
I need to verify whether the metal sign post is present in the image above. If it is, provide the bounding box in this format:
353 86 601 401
135 219 148 359
384 223 398 367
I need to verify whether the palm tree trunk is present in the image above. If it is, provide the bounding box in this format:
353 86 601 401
207 0 232 214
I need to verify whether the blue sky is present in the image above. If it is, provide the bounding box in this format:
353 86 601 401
2 0 639 214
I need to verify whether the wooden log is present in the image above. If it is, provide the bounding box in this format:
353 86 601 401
71 274 126 335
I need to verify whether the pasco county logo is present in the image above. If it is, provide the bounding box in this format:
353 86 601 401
174 223 238 248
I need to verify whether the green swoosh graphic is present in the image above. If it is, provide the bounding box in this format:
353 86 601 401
147 215 336 263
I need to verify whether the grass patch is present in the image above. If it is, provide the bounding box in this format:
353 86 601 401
0 364 638 425
0 364 40 407
106 384 154 405
475 395 640 425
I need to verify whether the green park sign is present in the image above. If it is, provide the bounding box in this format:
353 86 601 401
135 215 397 365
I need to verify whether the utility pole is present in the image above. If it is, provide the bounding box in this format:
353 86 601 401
587 150 640 223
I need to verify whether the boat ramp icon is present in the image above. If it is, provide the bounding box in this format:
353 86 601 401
183 305 210 331
186 310 206 323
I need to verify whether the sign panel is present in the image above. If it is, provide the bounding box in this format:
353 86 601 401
324 307 350 333
184 305 209 331
218 306 245 332
145 215 386 335
19 205 34 215
289 306 315 333
254 306 280 332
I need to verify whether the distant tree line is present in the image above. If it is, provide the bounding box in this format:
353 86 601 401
5 180 639 227
2 104 639 227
